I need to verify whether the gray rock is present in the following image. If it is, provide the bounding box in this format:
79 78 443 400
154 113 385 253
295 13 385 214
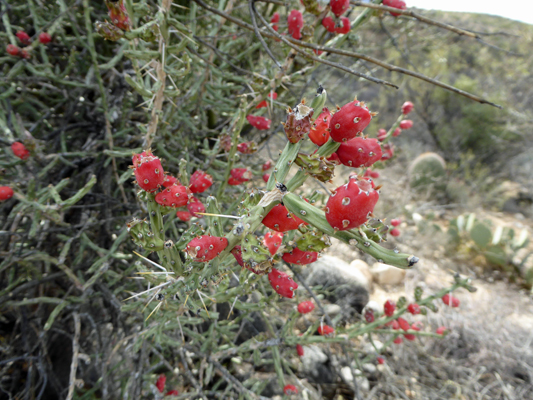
340 366 370 392
371 262 406 286
302 255 369 319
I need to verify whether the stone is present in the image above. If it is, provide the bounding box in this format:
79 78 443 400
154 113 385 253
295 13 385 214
349 259 373 291
340 366 370 392
302 255 369 319
371 262 406 286
323 304 342 316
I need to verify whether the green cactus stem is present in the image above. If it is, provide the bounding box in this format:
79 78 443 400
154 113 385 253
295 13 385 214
282 192 418 269
294 152 335 183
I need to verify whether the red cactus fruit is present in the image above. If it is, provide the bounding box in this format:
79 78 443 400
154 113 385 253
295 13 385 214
436 326 448 335
6 44 20 56
268 267 298 298
329 100 373 142
364 308 375 323
309 107 331 146
383 0 407 17
364 169 380 179
387 319 400 330
384 299 396 317
156 374 166 393
155 184 191 208
377 128 387 142
132 151 165 192
264 231 284 255
176 210 192 221
230 245 245 267
317 324 335 336
230 168 252 182
262 160 273 171
297 300 315 314
20 50 30 59
402 101 414 115
399 120 413 130
325 176 379 230
282 248 318 265
377 356 385 365
381 143 394 160
39 32 52 44
327 152 341 164
246 115 271 130
16 31 31 45
393 336 403 344
336 17 351 34
287 10 303 40
390 219 401 227
189 170 213 193
262 173 270 183
256 92 278 109
441 293 460 308
407 303 420 315
336 137 382 168
105 0 131 31
228 177 245 186
165 390 179 396
330 0 350 17
283 384 298 395
296 344 304 357
404 333 416 341
186 235 228 262
411 321 423 331
390 228 400 237
0 186 14 201
322 16 336 33
392 127 402 137
187 197 206 217
397 317 410 331
271 12 280 31
236 141 257 154
313 49 324 55
262 203 308 232
11 142 30 160
162 175 178 188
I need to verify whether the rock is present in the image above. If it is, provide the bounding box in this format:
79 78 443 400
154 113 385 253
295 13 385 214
371 262 406 286
362 363 377 374
300 346 335 384
364 300 382 314
363 340 384 354
340 366 370 392
349 259 373 291
323 304 342 316
302 255 369 319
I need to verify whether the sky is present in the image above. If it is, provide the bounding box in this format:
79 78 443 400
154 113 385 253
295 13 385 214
406 0 533 25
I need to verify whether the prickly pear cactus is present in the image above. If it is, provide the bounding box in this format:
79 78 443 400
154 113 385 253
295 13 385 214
294 152 335 182
408 152 447 193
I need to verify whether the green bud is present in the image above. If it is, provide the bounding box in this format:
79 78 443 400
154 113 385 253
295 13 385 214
396 296 407 309
294 152 335 183
95 21 124 41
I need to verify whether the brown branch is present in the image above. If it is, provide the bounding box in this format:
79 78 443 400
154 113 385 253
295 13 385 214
191 0 502 108
66 312 81 400
249 0 282 69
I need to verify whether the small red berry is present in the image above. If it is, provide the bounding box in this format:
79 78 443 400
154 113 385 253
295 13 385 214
330 0 350 17
392 127 402 137
407 303 420 315
393 336 403 344
441 293 460 307
403 333 416 341
187 196 205 217
262 160 272 171
401 101 414 115
230 168 252 183
256 92 278 109
397 317 410 331
322 16 336 33
364 308 375 323
317 324 335 336
297 300 315 314
377 356 385 365
268 267 298 298
283 384 298 395
165 390 179 396
262 173 270 183
155 184 191 208
287 10 303 40
11 142 30 160
0 186 14 201
390 219 401 227
296 344 304 357
384 300 396 317
16 31 31 45
132 151 165 192
411 322 423 331
156 374 166 393
399 120 413 130
390 228 400 237
6 44 20 56
436 326 448 335
264 231 284 255
271 12 280 23
377 128 387 141
176 210 192 221
381 143 394 160
39 32 52 44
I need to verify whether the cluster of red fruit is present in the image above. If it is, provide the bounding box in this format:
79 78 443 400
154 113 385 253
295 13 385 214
6 30 52 59
322 0 351 35
383 0 407 17
155 374 178 397
131 150 213 222
1 141 32 202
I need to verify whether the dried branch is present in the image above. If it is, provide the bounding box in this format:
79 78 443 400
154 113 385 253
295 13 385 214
249 0 282 69
66 312 80 400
